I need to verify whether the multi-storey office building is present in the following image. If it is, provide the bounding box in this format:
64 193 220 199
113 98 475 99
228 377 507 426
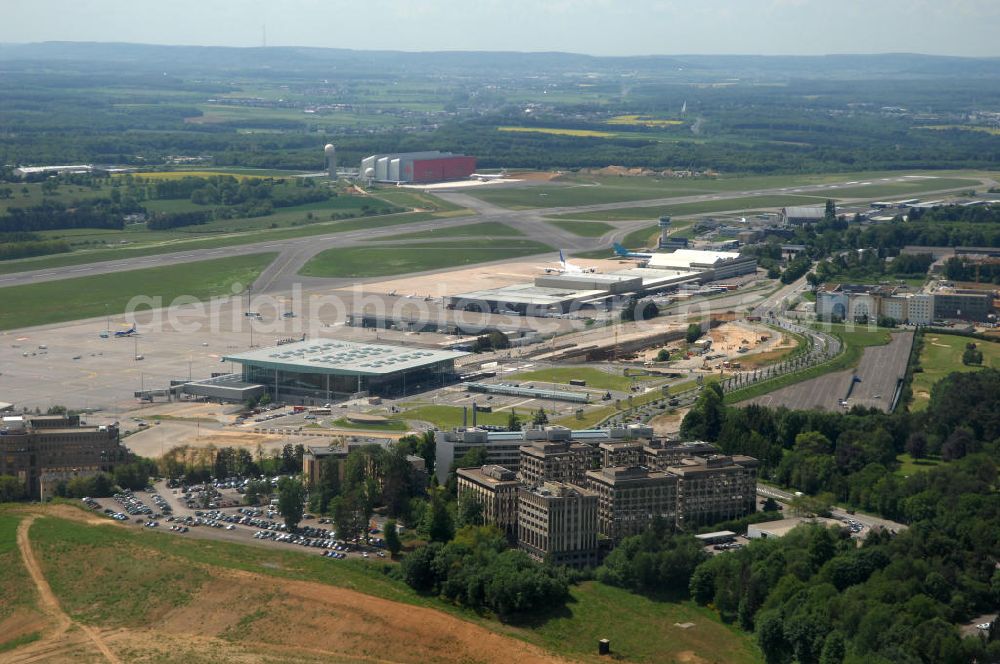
517 481 599 567
0 414 128 499
584 466 678 542
456 464 521 538
598 440 644 468
518 440 598 487
642 440 718 470
667 455 759 529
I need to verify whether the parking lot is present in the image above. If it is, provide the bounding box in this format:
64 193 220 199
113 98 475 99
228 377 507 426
80 479 390 562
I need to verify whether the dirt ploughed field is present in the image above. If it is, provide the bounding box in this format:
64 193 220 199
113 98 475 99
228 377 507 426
749 331 913 413
3 507 570 664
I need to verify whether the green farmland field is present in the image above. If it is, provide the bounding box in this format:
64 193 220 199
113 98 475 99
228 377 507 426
0 253 276 330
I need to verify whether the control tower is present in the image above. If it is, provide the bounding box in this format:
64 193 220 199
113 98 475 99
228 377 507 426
324 144 337 179
658 216 671 249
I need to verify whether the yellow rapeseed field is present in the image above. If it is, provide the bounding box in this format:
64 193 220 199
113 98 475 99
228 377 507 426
496 126 615 138
606 114 684 127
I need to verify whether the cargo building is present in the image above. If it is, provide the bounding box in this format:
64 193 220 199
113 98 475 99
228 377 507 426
360 151 476 183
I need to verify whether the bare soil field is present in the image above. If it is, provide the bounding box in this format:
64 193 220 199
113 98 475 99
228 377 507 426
3 507 570 664
649 407 687 437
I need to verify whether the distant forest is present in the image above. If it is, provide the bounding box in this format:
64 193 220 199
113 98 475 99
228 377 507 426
1 43 999 175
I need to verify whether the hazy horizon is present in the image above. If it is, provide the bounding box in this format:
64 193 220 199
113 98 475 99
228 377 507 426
2 0 999 58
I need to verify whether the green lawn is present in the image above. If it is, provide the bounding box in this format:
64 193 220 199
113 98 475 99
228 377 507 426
895 452 943 477
910 333 1000 412
299 239 552 278
544 219 615 237
511 581 761 664
0 253 276 331
399 405 512 429
24 513 759 663
368 189 465 214
548 194 827 222
554 404 620 429
330 417 410 432
508 366 657 392
0 514 35 622
0 512 42 653
372 222 523 242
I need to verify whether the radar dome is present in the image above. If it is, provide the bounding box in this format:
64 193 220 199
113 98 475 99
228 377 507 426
324 143 336 155
364 167 375 178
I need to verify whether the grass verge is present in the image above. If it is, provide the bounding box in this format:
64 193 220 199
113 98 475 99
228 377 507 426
299 240 552 278
0 253 276 331
399 405 512 429
507 367 656 392
509 581 761 664
548 194 826 222
0 211 437 276
331 417 410 432
544 219 615 237
0 513 35 621
371 222 522 242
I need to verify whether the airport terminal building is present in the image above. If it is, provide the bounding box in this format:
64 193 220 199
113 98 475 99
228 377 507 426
222 339 468 402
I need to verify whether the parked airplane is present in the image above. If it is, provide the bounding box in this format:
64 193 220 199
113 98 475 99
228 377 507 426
470 170 507 182
539 250 596 274
613 243 653 260
114 325 137 337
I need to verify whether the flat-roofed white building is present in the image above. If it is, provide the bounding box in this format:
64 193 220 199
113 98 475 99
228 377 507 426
645 249 757 281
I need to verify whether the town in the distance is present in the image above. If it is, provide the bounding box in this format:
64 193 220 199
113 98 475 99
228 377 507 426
0 38 998 664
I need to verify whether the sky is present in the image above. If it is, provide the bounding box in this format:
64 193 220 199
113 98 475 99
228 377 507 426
2 0 999 57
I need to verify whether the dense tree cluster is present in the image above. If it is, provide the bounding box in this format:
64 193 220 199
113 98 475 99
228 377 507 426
145 210 213 230
53 472 115 498
620 296 659 322
0 198 140 232
400 526 571 617
686 368 1000 523
470 330 510 353
158 442 304 483
781 256 812 284
307 441 427 539
595 519 707 595
689 458 1000 663
0 237 72 260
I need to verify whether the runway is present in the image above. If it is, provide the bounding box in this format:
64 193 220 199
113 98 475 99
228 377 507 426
0 173 992 296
